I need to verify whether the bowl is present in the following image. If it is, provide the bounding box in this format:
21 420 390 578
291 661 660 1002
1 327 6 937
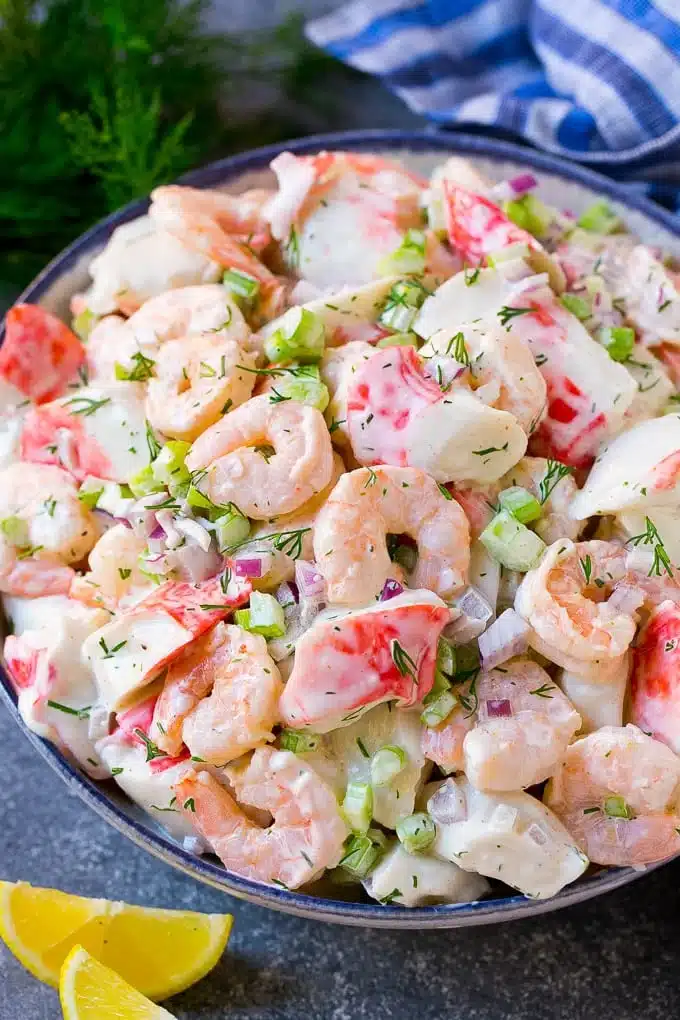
2 129 678 928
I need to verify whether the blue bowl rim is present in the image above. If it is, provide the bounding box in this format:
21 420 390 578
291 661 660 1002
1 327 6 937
1 127 676 927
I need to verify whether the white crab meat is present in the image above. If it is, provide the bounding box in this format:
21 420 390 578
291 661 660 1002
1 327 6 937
363 842 490 908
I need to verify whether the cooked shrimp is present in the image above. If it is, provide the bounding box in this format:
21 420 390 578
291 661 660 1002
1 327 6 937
420 321 547 435
175 747 348 888
0 462 96 597
280 589 452 732
87 284 252 386
239 452 345 590
631 600 680 754
544 725 680 866
421 704 475 774
186 394 334 519
463 659 580 791
146 333 256 442
498 456 581 544
516 538 680 672
149 185 285 314
150 622 282 764
313 465 470 604
70 523 149 611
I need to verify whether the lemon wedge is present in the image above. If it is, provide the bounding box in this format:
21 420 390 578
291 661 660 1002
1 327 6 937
60 945 176 1019
0 881 232 1000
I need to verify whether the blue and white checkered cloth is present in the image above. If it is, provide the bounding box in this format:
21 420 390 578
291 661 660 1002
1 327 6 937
307 0 680 212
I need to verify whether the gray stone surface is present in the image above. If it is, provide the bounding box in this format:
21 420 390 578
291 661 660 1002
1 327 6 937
1 703 680 1019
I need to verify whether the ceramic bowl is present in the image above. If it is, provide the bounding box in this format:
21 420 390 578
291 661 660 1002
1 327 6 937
2 129 678 928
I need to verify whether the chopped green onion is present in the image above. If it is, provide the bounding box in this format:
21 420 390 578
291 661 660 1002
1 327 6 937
72 308 99 342
0 516 28 546
396 812 436 854
577 200 621 235
279 728 320 753
420 689 458 727
480 510 546 571
152 441 192 495
599 326 634 363
234 591 286 639
215 509 250 552
603 795 633 819
503 194 552 238
498 486 542 525
77 478 104 509
371 745 407 787
378 280 428 333
264 307 325 365
560 293 591 321
129 465 165 498
375 332 420 349
223 268 260 306
342 781 373 834
378 228 427 276
266 364 329 411
338 830 387 878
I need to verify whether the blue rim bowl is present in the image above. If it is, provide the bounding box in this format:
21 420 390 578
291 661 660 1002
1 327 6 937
1 128 677 928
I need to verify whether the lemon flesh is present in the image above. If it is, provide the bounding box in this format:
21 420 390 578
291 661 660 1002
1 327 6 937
60 945 177 1019
0 881 232 999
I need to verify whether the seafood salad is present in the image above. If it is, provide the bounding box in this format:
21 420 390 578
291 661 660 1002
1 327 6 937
4 149 680 909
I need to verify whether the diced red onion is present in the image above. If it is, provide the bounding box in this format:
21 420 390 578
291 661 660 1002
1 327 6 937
423 355 467 388
114 516 133 529
447 586 494 643
233 557 263 578
428 779 467 825
380 578 404 601
295 559 326 599
608 583 645 615
167 542 222 584
490 174 537 202
275 581 298 608
175 517 212 552
527 822 549 847
478 608 530 671
149 523 165 540
485 698 513 719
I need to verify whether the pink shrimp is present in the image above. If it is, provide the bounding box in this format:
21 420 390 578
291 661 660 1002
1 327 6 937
150 623 282 764
279 591 452 732
175 748 347 888
421 703 475 773
631 600 680 754
0 304 84 403
544 725 680 866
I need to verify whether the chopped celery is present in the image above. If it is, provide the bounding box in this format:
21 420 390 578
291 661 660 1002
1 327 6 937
486 242 532 266
338 830 386 878
498 486 542 525
214 509 250 552
0 516 29 546
342 781 373 834
480 510 546 571
560 293 591 321
129 465 165 498
279 729 320 753
77 480 104 509
223 268 260 306
378 229 427 276
421 689 458 727
72 308 99 342
235 591 285 638
152 441 191 494
264 307 325 364
436 637 456 678
503 194 552 238
370 745 407 787
396 812 436 854
378 280 428 333
604 795 633 819
577 201 621 235
267 365 329 411
186 483 237 522
599 326 634 363
376 332 419 349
